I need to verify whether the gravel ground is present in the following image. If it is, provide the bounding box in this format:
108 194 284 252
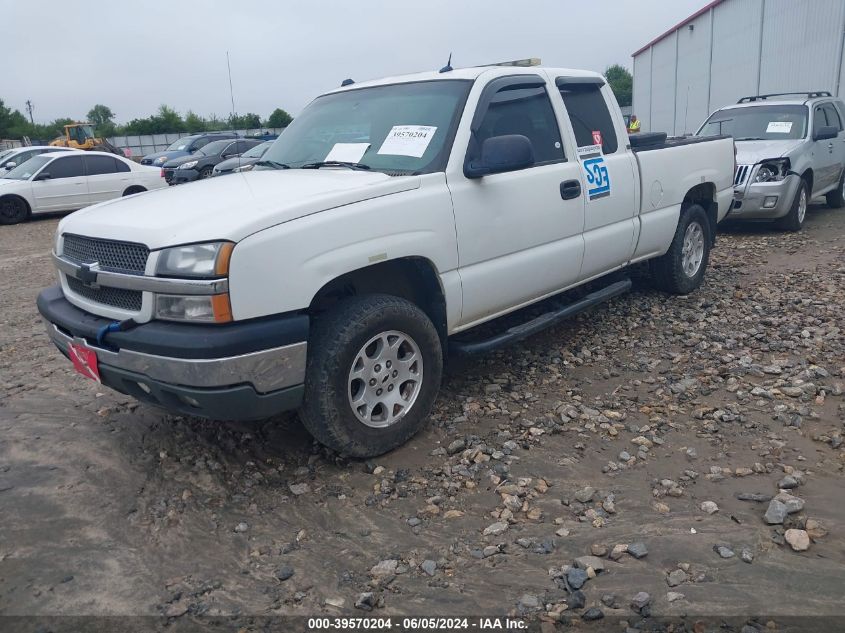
1 205 843 631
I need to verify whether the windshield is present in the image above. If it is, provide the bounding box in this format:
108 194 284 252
166 136 199 152
2 155 51 180
197 140 233 156
0 149 15 162
261 80 472 174
697 105 808 140
243 142 271 158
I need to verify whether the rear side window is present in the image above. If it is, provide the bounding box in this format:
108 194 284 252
557 81 619 154
474 85 565 165
115 158 130 172
47 156 85 179
84 155 118 175
822 103 842 130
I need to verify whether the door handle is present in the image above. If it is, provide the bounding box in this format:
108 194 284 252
560 179 581 200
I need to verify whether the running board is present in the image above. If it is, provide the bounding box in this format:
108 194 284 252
450 278 632 356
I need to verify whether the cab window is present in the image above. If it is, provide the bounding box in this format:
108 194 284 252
84 155 118 175
473 84 565 165
557 80 619 154
822 103 842 131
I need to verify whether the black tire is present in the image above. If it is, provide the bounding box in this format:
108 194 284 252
122 186 146 196
650 204 712 295
775 179 809 232
199 165 214 180
299 294 443 458
0 196 30 225
825 168 845 208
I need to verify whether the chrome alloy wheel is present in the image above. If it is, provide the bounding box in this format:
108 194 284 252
681 221 705 278
797 186 808 224
347 330 423 428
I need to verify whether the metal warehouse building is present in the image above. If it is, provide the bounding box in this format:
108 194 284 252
631 0 845 135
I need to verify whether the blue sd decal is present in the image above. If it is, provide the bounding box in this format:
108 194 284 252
583 156 611 200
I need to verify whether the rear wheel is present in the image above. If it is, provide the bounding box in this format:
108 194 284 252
650 204 711 295
299 294 442 458
825 168 845 208
122 186 146 196
775 179 808 232
0 196 30 225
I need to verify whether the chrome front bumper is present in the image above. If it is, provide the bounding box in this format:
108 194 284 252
730 173 801 219
44 320 306 394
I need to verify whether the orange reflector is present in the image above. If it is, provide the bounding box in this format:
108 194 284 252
215 243 234 276
212 293 232 323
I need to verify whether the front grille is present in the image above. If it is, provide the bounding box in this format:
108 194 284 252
734 164 751 186
140 158 153 165
63 234 149 274
66 276 143 312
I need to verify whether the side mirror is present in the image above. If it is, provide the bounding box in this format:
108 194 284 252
814 125 838 141
34 172 52 181
5 162 16 170
464 134 535 179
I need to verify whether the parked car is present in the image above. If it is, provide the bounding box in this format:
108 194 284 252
37 63 734 457
163 139 263 184
212 141 273 176
0 151 165 225
0 145 79 171
140 132 239 167
696 91 845 230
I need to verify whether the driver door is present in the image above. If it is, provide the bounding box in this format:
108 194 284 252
447 75 586 328
31 155 90 212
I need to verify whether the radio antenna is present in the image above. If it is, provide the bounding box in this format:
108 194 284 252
226 50 242 172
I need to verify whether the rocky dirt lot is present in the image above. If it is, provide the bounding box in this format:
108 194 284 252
1 205 843 633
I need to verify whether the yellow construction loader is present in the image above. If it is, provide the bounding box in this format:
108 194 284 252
50 123 124 156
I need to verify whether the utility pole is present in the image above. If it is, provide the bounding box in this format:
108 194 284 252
25 100 34 125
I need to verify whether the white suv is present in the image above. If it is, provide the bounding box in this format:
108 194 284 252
697 91 845 231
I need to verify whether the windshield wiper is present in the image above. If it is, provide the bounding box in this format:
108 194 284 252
300 161 371 171
253 159 291 170
735 137 766 141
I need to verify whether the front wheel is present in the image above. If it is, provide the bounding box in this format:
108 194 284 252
0 196 30 225
650 204 711 295
299 294 442 458
776 179 809 232
199 165 214 180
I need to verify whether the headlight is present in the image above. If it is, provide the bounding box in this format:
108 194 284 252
156 242 234 278
155 294 232 323
154 156 168 165
754 159 789 183
233 164 254 173
178 160 199 170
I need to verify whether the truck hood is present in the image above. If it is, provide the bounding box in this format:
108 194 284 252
58 169 420 249
735 139 805 164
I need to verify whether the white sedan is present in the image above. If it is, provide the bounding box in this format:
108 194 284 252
0 151 166 225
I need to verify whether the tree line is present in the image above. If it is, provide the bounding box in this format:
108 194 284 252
0 100 293 142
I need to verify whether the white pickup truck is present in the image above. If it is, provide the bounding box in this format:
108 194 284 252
38 62 735 457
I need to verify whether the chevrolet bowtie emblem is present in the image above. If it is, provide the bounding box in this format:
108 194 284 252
77 262 101 286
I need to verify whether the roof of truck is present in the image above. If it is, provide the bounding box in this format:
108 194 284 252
325 66 604 94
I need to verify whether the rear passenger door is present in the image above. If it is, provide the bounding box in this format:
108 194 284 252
84 155 129 203
30 155 90 212
448 75 586 327
556 77 638 281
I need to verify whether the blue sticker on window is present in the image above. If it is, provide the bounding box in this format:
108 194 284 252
583 156 611 200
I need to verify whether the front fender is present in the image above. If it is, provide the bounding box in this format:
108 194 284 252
228 174 459 322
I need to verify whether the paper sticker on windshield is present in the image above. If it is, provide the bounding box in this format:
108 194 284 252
325 142 370 163
377 125 437 158
766 121 793 134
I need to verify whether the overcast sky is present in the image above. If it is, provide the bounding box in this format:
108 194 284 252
4 0 704 123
